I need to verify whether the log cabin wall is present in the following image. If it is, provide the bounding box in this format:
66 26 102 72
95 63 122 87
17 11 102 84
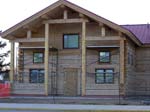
136 47 150 72
86 24 120 96
19 23 82 95
125 39 150 96
134 47 150 95
125 38 137 96
17 22 122 96
86 48 120 95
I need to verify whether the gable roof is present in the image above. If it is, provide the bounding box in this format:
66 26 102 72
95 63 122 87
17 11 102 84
0 0 141 45
122 24 150 44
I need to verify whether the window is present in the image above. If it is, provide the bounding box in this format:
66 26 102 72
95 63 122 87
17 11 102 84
33 52 44 63
63 34 79 49
29 69 44 83
95 69 114 84
99 51 110 63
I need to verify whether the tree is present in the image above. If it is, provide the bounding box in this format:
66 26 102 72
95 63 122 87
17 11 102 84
0 31 10 80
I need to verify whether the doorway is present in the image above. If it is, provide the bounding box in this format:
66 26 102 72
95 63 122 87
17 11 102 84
64 68 78 96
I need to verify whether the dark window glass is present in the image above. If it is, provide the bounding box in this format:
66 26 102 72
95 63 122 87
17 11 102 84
99 51 110 63
95 69 114 84
30 69 44 83
33 52 44 63
95 69 104 83
63 34 79 48
105 69 113 83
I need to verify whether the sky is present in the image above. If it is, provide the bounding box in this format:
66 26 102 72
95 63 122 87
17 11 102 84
1 0 150 31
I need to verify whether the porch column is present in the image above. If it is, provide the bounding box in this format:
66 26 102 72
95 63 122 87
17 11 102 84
44 23 49 96
10 41 15 83
120 38 125 96
81 21 86 96
101 26 105 37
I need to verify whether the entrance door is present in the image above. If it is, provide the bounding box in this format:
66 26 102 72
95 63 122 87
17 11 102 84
64 68 78 96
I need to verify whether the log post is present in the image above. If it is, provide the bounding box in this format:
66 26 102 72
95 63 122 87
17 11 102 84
63 10 68 19
44 23 49 96
27 30 32 39
120 38 125 95
10 41 15 83
81 21 86 96
101 26 105 37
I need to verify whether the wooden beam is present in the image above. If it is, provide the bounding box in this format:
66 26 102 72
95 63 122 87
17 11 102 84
27 30 32 39
79 13 85 18
99 22 104 27
12 38 45 42
120 38 126 95
64 10 68 19
43 18 88 24
81 21 86 96
23 25 37 33
118 31 123 37
23 25 30 29
41 14 49 20
60 4 66 9
101 26 105 37
86 36 121 41
7 35 15 40
44 23 49 96
10 42 15 84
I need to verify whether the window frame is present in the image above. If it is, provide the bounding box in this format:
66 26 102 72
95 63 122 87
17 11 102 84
33 52 44 63
29 69 44 83
95 68 114 84
63 33 79 49
99 51 111 63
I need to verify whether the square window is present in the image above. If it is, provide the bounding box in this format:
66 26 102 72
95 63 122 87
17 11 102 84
33 52 44 63
30 69 44 83
99 51 110 63
63 34 79 49
95 69 114 84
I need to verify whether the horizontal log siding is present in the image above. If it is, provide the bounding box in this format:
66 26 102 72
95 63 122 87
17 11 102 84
86 49 120 95
125 39 136 96
15 23 121 96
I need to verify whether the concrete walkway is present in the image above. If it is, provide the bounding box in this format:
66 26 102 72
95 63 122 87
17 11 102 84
1 103 150 111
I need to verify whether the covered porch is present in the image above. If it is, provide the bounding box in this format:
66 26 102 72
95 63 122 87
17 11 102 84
9 11 88 96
